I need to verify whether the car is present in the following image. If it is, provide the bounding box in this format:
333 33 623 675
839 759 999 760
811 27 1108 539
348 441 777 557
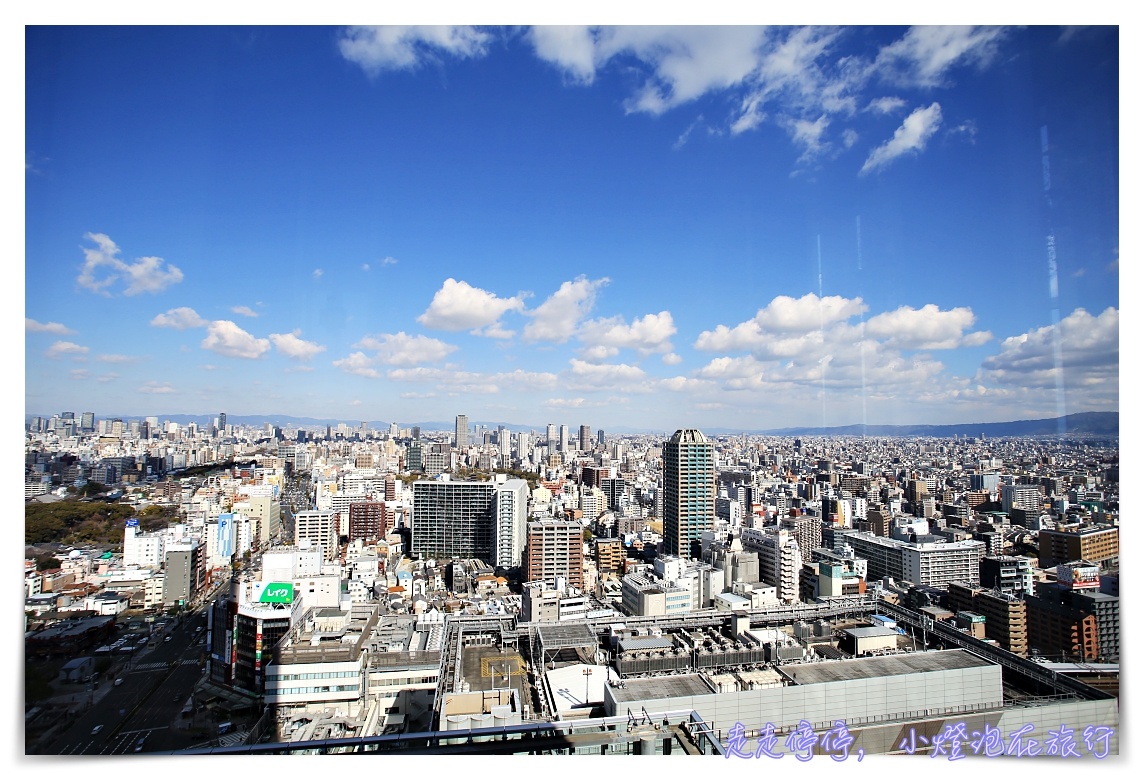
114 678 124 686
134 737 146 752
91 725 104 735
164 636 172 642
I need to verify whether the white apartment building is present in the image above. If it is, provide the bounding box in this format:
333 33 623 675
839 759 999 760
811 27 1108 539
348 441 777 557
294 511 339 560
123 521 165 569
740 526 802 603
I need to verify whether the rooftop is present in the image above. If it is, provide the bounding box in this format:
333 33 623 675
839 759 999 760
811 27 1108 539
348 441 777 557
777 648 993 686
608 673 715 703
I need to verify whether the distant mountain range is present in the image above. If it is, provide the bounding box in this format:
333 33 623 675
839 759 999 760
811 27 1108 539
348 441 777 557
41 411 1117 438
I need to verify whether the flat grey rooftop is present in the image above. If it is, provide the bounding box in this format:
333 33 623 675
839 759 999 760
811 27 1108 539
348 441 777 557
537 623 597 652
779 648 993 686
844 626 900 637
609 674 714 703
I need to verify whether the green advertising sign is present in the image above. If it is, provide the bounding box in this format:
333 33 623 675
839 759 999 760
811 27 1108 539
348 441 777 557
259 582 294 604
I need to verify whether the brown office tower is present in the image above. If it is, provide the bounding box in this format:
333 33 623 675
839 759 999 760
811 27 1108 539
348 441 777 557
525 519 583 589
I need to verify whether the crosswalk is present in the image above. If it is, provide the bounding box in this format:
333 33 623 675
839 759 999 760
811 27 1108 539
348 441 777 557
131 658 199 673
132 662 169 672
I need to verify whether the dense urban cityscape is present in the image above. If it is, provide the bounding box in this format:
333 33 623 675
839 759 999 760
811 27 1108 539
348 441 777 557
26 23 1118 762
24 411 1119 756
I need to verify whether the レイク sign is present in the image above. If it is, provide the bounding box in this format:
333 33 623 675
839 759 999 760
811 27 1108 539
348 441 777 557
260 582 294 604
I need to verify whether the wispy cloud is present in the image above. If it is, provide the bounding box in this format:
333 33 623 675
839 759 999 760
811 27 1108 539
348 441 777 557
138 380 176 394
26 318 74 335
873 26 1008 89
77 233 184 296
860 102 943 175
312 268 323 279
338 26 492 76
96 353 139 363
231 305 259 318
523 26 1008 170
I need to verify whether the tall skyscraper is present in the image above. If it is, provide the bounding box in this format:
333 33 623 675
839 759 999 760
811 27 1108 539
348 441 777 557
559 424 569 452
579 424 591 452
80 411 95 432
546 423 557 455
597 429 605 446
455 414 469 449
219 412 227 432
662 429 716 558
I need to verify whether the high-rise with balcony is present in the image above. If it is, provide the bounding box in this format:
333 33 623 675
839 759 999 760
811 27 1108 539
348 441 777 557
662 429 715 558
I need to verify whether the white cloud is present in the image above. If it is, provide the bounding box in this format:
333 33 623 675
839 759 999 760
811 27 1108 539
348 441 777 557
97 354 136 363
201 321 271 359
530 26 598 83
388 366 499 395
979 307 1119 389
565 359 648 391
138 380 176 394
361 263 370 271
758 293 867 331
381 256 398 265
338 26 491 76
417 278 526 335
46 340 89 359
787 114 831 162
77 233 183 296
231 305 259 318
69 369 89 381
355 331 458 366
694 293 867 353
860 102 943 175
333 352 381 378
578 310 676 358
384 365 558 395
864 304 991 349
523 276 608 343
150 307 206 330
866 96 906 114
313 268 323 279
662 352 683 365
269 330 327 360
874 26 1008 88
26 318 74 334
947 119 978 144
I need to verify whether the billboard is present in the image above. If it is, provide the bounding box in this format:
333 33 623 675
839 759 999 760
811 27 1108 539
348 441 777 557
259 582 294 604
217 513 234 559
125 517 139 528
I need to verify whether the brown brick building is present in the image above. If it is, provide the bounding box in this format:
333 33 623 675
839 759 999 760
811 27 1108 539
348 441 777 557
525 520 583 589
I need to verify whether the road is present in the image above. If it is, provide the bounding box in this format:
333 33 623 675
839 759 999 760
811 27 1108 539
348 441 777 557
44 605 213 755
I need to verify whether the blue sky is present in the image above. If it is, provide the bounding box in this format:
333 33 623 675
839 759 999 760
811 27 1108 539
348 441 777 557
24 24 1119 431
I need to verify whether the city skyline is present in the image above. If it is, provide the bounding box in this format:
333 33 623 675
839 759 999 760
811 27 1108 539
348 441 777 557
25 25 1119 432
